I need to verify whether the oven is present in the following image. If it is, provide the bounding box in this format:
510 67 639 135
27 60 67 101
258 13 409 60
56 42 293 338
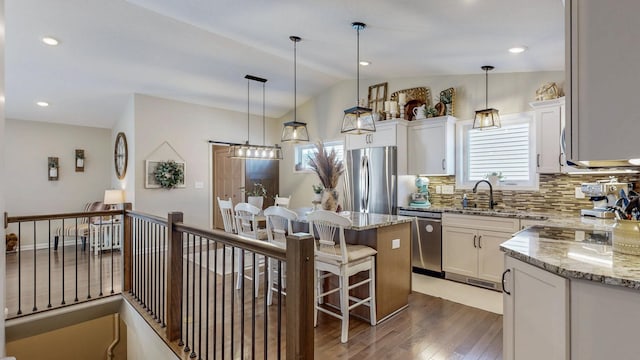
398 208 443 278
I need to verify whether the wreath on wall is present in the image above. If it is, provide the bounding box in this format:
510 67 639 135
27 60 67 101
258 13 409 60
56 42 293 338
153 160 184 189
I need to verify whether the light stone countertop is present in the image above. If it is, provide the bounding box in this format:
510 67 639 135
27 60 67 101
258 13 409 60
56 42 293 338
294 210 414 231
501 225 640 290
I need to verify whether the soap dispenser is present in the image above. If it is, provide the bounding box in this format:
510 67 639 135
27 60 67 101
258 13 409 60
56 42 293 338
462 193 468 208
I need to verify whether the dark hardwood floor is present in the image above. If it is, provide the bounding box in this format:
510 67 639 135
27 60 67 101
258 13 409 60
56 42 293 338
6 246 503 359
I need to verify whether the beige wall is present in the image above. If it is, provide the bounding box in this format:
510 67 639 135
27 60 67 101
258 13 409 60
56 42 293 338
4 119 112 247
133 94 279 227
278 71 565 209
111 95 136 204
120 296 178 359
0 0 6 353
6 314 127 360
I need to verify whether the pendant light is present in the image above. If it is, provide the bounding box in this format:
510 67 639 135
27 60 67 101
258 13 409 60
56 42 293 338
229 75 283 160
473 65 501 129
341 22 375 135
281 36 309 143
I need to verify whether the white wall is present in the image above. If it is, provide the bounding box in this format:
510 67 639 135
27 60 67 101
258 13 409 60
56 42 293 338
111 95 135 204
1 0 6 354
119 300 178 360
4 119 111 246
279 71 564 209
133 94 278 227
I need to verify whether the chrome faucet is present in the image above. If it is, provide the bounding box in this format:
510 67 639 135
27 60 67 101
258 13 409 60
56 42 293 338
472 180 498 210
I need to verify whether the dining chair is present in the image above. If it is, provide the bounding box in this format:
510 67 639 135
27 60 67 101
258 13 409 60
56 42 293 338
263 206 298 305
216 197 236 234
233 202 267 293
307 210 377 343
274 195 291 208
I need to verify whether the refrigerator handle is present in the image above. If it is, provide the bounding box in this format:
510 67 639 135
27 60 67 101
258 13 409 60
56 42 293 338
362 155 370 211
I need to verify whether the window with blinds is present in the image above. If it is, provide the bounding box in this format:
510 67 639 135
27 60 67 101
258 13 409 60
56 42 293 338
294 140 344 173
458 113 537 189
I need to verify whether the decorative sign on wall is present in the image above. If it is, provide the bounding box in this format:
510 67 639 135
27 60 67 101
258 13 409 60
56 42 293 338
145 160 185 189
48 157 59 181
75 149 85 172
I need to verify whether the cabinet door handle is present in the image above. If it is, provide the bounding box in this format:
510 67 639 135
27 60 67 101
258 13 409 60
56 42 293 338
478 235 482 248
473 234 477 248
502 269 512 295
442 159 446 171
559 153 563 167
537 153 541 168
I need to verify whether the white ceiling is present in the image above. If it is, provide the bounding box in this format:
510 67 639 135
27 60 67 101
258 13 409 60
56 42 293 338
5 0 565 129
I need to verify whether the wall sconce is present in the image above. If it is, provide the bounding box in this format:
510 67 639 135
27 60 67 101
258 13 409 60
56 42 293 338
48 157 59 181
75 149 85 172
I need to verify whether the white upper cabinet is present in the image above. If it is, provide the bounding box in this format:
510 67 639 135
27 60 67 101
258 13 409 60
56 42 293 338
531 98 563 173
407 116 456 175
344 119 408 174
566 0 640 164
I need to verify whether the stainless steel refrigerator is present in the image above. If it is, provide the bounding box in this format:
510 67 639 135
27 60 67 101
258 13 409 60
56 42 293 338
344 146 397 214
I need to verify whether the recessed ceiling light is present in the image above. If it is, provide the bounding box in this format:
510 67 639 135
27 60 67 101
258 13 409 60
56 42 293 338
36 101 49 107
359 60 371 66
508 46 528 54
42 37 59 46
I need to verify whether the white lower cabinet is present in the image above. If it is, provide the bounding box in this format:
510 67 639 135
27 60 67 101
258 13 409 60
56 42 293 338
503 256 569 360
442 214 519 286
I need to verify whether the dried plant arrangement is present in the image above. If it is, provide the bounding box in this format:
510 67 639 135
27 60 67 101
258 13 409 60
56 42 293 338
307 141 344 189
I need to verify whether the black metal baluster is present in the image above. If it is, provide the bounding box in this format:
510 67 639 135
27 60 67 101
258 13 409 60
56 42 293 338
75 217 79 302
277 260 282 360
184 233 190 353
87 216 91 300
190 234 196 359
251 253 256 359
111 220 115 294
155 223 160 321
151 223 156 318
162 225 166 327
60 219 65 306
198 235 203 360
47 220 52 308
213 241 218 358
264 256 268 360
137 218 141 301
99 221 103 297
143 221 148 309
205 238 210 360
32 221 37 312
221 245 226 360
231 247 237 359
178 231 184 346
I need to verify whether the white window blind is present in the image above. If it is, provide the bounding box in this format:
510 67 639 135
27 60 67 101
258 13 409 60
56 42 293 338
467 123 530 181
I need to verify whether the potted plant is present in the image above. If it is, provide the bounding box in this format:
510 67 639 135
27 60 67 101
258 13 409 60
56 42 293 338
485 171 505 186
312 184 324 202
242 182 267 209
308 141 344 211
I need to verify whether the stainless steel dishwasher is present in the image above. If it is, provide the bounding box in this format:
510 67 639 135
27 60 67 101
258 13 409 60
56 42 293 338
398 208 443 278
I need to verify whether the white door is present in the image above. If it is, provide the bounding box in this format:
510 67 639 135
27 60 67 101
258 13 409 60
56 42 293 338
442 226 477 278
535 105 561 173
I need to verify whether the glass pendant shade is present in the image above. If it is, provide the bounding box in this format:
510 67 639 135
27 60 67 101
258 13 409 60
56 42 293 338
341 22 376 135
473 65 501 130
473 108 501 129
281 35 310 143
341 106 375 134
281 121 309 142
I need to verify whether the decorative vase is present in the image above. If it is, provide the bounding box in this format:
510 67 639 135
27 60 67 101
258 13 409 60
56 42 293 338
247 196 263 210
321 188 339 212
613 219 640 255
313 193 322 202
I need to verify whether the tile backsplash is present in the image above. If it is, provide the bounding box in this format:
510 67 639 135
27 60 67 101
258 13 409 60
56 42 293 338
423 174 639 215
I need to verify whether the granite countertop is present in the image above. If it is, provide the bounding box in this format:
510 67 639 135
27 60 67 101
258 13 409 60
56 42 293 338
399 205 550 220
294 210 414 231
501 225 640 290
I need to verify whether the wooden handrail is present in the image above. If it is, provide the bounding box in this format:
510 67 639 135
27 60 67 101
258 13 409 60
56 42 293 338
124 210 168 226
6 209 121 223
173 223 287 261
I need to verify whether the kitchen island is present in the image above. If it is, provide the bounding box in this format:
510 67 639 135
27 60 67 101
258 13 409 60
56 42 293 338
294 211 414 322
501 225 640 359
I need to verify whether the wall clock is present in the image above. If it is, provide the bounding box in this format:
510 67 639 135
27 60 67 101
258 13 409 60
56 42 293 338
114 132 128 180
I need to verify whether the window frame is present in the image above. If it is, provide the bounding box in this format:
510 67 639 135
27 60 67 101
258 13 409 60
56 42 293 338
455 112 539 191
293 140 344 174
